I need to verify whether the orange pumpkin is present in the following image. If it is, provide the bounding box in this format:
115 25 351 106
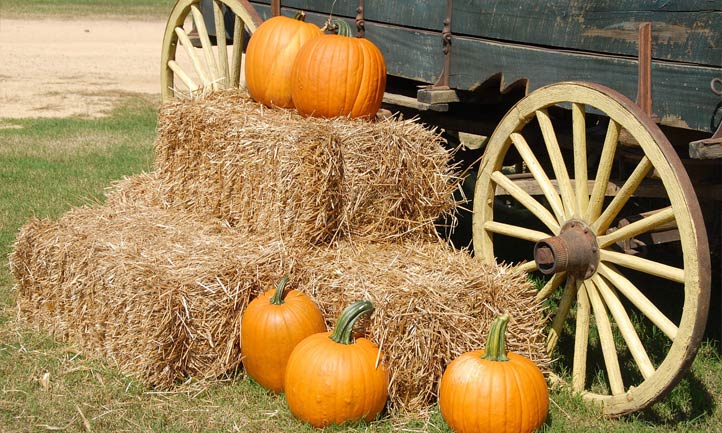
245 13 322 108
284 300 388 427
240 276 326 393
291 19 386 119
439 313 549 433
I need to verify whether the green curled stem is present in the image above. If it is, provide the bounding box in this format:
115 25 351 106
329 300 374 344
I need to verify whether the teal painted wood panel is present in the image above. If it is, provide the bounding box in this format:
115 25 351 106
450 36 721 133
249 1 722 66
250 3 446 84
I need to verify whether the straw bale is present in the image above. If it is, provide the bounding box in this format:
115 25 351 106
104 171 167 209
153 89 459 244
9 203 293 387
295 240 549 415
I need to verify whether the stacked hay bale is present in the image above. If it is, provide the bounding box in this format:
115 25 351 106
109 91 459 244
11 89 548 415
297 240 546 414
11 204 293 386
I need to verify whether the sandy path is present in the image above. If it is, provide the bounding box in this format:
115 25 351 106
0 18 166 118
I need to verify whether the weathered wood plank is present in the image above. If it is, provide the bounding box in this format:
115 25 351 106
689 139 722 159
450 35 721 133
249 0 722 66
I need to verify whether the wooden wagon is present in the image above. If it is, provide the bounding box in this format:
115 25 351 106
158 0 722 416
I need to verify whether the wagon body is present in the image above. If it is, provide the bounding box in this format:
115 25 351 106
248 0 722 135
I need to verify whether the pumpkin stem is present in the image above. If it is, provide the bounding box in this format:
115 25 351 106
333 18 354 37
293 11 307 21
269 275 290 305
482 313 510 362
329 300 374 345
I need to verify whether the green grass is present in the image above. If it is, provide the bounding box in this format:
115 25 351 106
1 0 176 19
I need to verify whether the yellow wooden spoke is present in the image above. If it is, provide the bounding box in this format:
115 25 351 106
535 272 567 303
547 277 578 355
600 249 684 283
491 171 560 233
597 263 678 340
518 260 539 273
586 119 620 222
586 279 625 395
592 156 654 234
168 60 199 92
213 0 230 86
175 27 212 86
536 109 578 218
231 15 244 87
573 281 591 392
510 132 566 223
592 275 656 379
190 5 222 88
483 221 550 243
597 207 675 249
572 103 589 216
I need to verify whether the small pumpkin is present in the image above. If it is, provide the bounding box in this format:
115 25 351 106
439 314 549 433
240 275 326 393
291 19 386 119
284 300 388 427
245 13 322 108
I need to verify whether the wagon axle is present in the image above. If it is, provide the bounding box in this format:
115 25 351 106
534 220 600 279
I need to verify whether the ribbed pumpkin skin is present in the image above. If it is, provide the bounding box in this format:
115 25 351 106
240 289 326 393
245 16 321 108
284 332 389 427
439 350 549 433
291 34 386 119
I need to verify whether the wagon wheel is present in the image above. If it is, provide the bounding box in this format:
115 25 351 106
472 81 710 415
161 0 263 100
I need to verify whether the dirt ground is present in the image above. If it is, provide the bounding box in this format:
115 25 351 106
0 18 165 119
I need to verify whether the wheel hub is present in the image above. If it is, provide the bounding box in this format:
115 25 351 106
533 220 599 279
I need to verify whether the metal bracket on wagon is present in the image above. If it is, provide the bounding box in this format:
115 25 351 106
416 0 457 112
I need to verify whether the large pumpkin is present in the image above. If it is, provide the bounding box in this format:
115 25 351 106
240 276 326 393
284 300 389 427
439 314 549 433
245 13 321 108
291 19 386 119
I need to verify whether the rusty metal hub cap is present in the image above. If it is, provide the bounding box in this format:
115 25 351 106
533 220 600 279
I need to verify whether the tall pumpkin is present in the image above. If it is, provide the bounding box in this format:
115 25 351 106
284 300 389 427
291 19 386 119
240 276 326 393
245 13 321 108
439 314 549 433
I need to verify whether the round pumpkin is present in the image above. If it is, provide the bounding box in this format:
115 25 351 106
291 19 386 119
439 314 549 433
245 13 321 108
284 300 388 427
240 275 326 393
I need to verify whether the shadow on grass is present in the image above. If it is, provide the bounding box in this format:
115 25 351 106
631 370 716 427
